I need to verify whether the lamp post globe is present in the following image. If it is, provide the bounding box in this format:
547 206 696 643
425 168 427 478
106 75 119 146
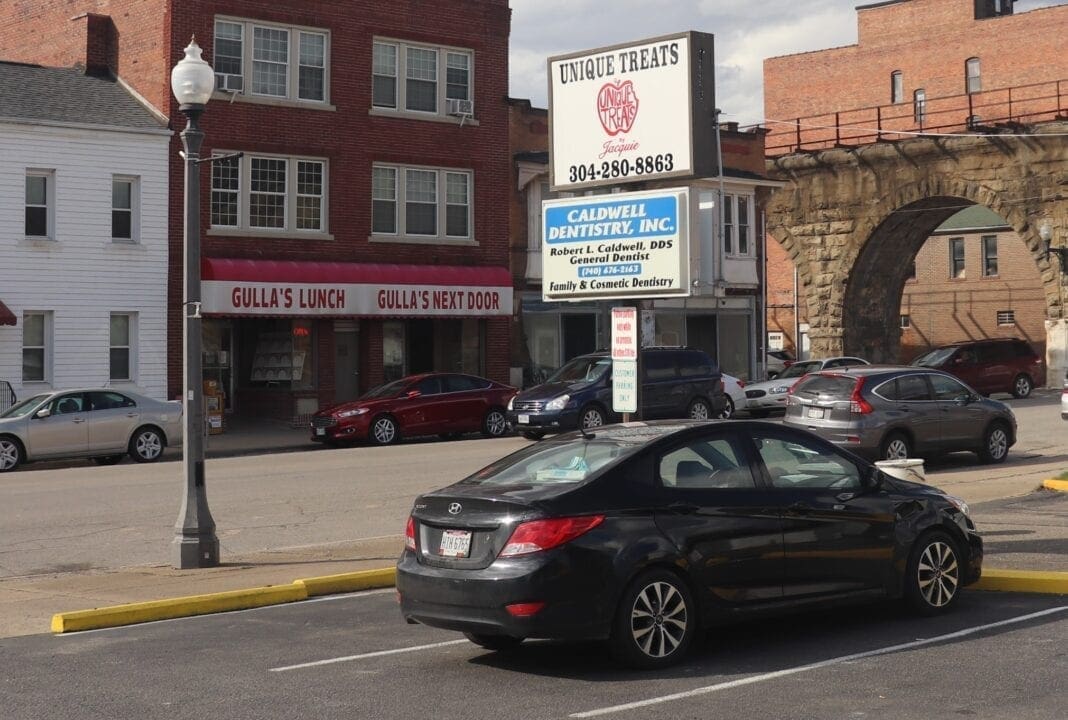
171 36 219 569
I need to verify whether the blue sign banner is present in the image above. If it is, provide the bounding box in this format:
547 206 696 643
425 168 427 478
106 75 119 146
545 196 678 244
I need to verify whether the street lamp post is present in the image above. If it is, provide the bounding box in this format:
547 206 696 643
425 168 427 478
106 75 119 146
1039 220 1068 276
170 37 219 569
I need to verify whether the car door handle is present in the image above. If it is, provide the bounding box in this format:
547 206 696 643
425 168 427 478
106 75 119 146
72 418 85 424
127 412 138 417
787 502 811 515
896 406 912 412
668 502 699 515
836 492 855 502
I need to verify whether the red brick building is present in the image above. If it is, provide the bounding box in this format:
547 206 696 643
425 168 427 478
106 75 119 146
1 0 513 423
763 0 1067 362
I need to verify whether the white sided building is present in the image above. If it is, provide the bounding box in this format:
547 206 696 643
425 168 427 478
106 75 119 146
0 61 170 404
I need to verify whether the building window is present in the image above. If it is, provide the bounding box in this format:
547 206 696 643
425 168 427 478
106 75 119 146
996 310 1015 326
966 57 981 94
372 164 472 240
891 71 903 104
950 237 966 278
982 234 998 276
213 18 329 103
112 176 138 242
907 259 917 280
719 192 754 257
109 313 135 381
737 196 750 254
372 39 473 117
914 88 926 124
211 153 328 233
25 171 53 238
22 312 50 383
900 314 911 329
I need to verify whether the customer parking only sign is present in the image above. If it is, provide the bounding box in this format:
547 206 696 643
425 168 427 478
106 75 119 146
542 188 690 301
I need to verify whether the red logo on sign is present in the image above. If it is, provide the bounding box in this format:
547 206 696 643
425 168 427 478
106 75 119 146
597 80 638 136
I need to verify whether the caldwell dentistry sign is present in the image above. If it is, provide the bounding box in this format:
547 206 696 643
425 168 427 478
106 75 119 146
542 188 690 301
548 31 718 192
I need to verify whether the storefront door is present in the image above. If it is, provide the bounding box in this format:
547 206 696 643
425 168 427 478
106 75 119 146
334 327 359 402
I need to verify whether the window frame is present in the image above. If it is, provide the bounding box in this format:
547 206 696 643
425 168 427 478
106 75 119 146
111 175 140 243
981 234 998 277
914 88 927 125
22 311 52 384
891 70 903 104
900 314 911 329
213 16 330 105
656 431 758 491
109 312 137 382
966 57 981 94
25 170 55 240
371 163 474 243
720 191 755 258
996 310 1015 326
949 237 966 279
371 38 474 119
210 152 329 235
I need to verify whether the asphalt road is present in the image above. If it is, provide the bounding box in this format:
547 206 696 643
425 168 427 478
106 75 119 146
2 588 1064 720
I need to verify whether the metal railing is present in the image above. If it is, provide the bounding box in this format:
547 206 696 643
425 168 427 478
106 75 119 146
0 381 15 414
764 79 1068 156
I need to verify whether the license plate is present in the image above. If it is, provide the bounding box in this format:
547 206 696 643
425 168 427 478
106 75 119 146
517 414 530 424
439 529 472 558
806 407 825 419
315 427 325 436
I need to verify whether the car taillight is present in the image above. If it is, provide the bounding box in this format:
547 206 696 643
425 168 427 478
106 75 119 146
505 602 546 617
405 515 416 551
849 377 873 415
738 379 746 388
499 515 605 558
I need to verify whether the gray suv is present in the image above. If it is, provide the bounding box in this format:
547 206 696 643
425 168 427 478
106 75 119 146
783 366 1016 463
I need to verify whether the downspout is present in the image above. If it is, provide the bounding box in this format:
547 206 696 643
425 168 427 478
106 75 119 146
714 108 726 289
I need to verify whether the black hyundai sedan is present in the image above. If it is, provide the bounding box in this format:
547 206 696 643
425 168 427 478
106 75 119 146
396 420 982 669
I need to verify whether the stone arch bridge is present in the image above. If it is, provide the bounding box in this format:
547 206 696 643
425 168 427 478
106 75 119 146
766 122 1068 383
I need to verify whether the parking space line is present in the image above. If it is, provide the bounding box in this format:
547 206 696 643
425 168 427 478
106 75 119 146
570 606 1068 718
269 639 469 672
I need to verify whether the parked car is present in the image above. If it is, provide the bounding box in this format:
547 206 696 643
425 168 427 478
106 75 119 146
719 373 746 419
1061 370 1068 421
0 389 182 472
784 365 1017 463
311 372 516 446
910 338 1044 399
506 347 726 439
397 419 982 669
745 357 869 417
766 349 794 379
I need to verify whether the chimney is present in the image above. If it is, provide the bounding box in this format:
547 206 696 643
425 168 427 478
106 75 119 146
73 13 117 76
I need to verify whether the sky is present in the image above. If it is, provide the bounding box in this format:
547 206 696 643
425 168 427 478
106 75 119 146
508 0 1064 127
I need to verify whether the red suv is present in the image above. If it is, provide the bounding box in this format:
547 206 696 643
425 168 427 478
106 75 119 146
910 338 1044 398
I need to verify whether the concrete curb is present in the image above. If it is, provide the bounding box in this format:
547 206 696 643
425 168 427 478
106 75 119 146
1042 478 1068 492
50 568 397 634
973 569 1068 595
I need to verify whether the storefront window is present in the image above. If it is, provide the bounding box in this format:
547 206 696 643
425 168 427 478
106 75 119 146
203 320 233 410
383 319 485 381
718 314 752 380
245 318 316 390
654 314 685 346
383 321 405 382
524 313 560 386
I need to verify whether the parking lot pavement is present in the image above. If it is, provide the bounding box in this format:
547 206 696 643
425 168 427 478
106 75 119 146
3 587 1065 720
971 490 1068 571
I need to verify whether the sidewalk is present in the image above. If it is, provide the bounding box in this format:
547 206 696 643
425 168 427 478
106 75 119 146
165 415 319 461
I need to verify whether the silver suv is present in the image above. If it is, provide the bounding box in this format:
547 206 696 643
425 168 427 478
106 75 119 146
783 366 1016 464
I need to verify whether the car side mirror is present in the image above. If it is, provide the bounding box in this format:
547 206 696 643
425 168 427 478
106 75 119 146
866 468 885 491
35 407 51 419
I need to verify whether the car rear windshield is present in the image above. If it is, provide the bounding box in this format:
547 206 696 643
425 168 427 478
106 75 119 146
461 437 642 487
791 374 857 398
911 347 955 367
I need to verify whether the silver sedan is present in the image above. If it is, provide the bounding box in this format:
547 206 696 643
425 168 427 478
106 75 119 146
0 388 182 472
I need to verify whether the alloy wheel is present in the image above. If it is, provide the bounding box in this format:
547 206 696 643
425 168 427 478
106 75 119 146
1013 375 1032 398
987 427 1008 460
581 408 605 429
916 540 959 608
484 410 507 437
689 400 711 420
630 580 688 659
885 437 909 459
0 439 20 471
373 417 397 444
135 430 162 461
718 398 734 419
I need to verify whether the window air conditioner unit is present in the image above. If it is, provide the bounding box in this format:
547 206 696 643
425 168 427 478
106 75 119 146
446 98 474 117
215 73 244 92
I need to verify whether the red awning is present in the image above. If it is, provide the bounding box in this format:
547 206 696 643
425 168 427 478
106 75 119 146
0 300 15 326
202 258 511 287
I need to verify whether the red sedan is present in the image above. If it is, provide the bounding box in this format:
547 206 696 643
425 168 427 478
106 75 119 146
311 373 517 445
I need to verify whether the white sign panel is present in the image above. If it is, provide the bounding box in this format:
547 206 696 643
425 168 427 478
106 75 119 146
612 360 638 414
542 188 690 301
548 31 717 191
202 282 512 317
611 306 638 361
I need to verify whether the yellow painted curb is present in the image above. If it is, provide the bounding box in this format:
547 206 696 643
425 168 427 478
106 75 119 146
1042 479 1068 493
51 583 308 634
973 569 1068 595
294 567 397 597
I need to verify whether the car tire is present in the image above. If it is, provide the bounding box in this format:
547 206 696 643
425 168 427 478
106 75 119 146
579 404 606 430
1011 374 1033 399
687 398 712 420
481 407 509 437
610 568 696 670
718 397 735 419
749 409 770 419
463 632 524 651
521 430 544 441
904 530 963 616
977 421 1010 464
0 436 24 473
879 431 912 460
369 415 399 445
129 427 164 463
93 455 124 466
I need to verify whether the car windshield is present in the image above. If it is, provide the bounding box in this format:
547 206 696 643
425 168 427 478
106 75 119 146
778 360 822 379
544 356 612 384
361 378 411 400
911 347 956 367
462 437 643 486
0 394 50 419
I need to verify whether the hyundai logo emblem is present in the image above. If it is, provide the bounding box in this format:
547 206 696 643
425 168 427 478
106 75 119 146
448 502 462 515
